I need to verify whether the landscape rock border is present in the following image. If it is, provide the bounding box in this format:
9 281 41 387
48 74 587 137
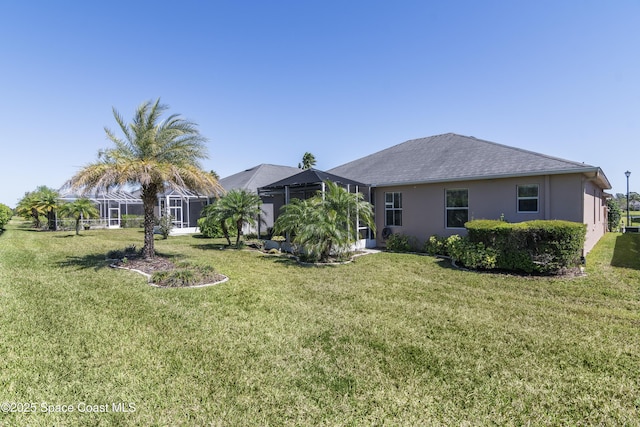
109 261 229 288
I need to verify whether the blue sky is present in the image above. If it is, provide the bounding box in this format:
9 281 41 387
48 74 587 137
1 1 638 207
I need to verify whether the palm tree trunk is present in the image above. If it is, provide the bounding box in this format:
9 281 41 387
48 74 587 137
75 218 81 235
48 210 56 230
141 186 158 259
235 220 243 248
221 221 231 246
32 208 41 229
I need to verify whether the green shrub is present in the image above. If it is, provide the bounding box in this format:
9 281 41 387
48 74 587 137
465 219 586 274
0 203 12 230
607 199 622 232
197 217 238 238
457 241 498 270
445 234 464 260
424 235 447 256
385 233 416 252
121 215 144 228
156 212 174 239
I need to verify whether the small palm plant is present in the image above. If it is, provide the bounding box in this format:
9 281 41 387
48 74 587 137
220 189 264 248
199 189 264 248
16 186 60 230
200 201 234 246
274 181 375 262
59 198 99 235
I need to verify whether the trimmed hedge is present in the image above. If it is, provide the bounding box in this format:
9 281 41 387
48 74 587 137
464 219 586 274
121 215 144 228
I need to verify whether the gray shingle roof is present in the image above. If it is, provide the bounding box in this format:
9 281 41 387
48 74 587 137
259 168 365 190
329 133 611 188
219 164 300 193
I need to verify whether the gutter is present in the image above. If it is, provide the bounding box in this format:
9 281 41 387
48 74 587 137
368 167 612 190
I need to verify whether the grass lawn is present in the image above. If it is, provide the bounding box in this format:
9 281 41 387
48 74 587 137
622 210 640 227
0 219 639 425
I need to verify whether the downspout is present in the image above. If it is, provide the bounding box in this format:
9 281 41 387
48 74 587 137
285 185 290 243
347 184 351 239
581 176 586 258
354 185 358 243
544 175 551 219
368 186 373 240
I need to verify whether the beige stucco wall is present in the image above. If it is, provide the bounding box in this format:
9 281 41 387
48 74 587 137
582 178 608 252
374 173 607 252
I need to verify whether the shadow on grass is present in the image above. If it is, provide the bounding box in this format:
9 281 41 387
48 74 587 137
270 256 343 268
431 256 459 270
191 242 231 251
58 249 183 271
611 233 640 269
58 253 112 271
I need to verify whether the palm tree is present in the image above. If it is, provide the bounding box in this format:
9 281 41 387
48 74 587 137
200 201 234 245
35 187 61 230
59 198 99 235
16 186 60 229
274 181 375 262
299 152 317 170
66 99 222 258
218 189 263 248
16 191 44 228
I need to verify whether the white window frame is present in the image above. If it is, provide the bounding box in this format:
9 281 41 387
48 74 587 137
384 192 402 226
517 184 539 213
445 189 468 229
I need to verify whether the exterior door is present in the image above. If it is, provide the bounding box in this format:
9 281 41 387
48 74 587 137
109 208 120 227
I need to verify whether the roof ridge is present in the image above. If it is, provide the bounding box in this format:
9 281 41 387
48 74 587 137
243 164 266 190
462 134 594 168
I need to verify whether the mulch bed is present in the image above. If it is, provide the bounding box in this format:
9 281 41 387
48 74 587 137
110 255 227 287
111 255 176 275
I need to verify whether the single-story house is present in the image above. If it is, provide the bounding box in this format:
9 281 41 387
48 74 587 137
328 133 611 253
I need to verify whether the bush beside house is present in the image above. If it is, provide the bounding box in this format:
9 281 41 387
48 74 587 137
426 220 586 274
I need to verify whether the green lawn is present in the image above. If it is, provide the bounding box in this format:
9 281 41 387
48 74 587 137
0 220 639 426
623 210 640 227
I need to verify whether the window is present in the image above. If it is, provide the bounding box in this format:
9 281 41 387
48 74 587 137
446 189 468 228
517 185 538 213
385 192 402 226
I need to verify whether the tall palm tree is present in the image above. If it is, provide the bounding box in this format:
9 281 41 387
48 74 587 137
67 99 222 258
59 198 99 235
299 152 317 170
